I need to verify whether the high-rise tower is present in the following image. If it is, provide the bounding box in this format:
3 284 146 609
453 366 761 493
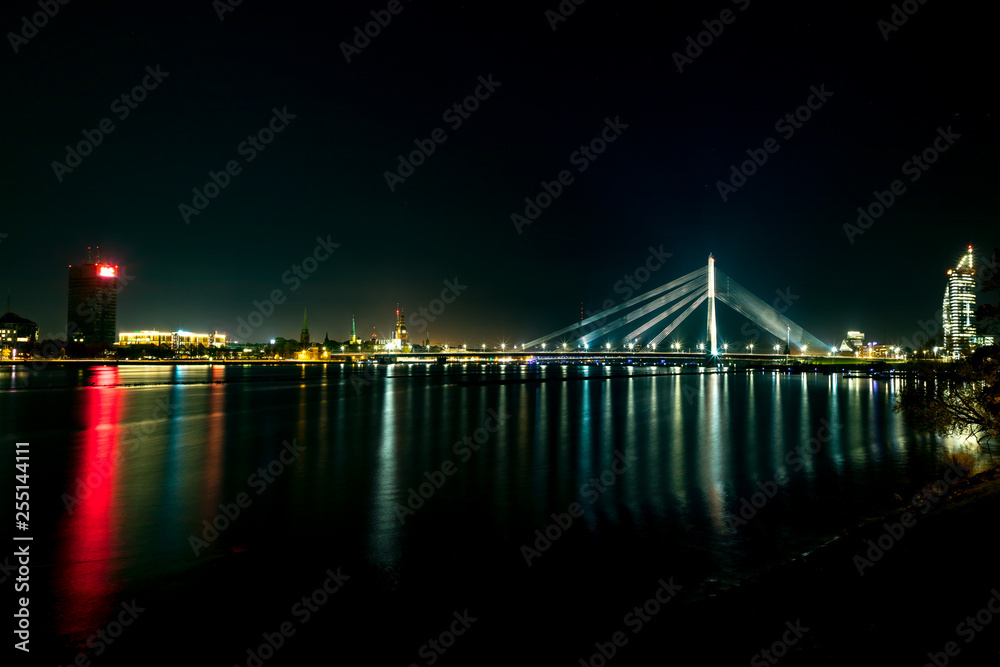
942 246 977 358
300 308 310 346
67 247 118 346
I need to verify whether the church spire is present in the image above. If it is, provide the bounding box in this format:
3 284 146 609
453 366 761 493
300 308 310 345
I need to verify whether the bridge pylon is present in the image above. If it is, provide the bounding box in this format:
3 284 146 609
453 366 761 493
707 254 718 355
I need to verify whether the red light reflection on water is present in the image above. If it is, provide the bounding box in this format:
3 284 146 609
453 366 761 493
56 367 123 639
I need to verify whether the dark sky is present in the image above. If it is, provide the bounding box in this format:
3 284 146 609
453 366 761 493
1 0 995 348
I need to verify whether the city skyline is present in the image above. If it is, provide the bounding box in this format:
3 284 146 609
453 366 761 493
29 243 997 351
1 2 996 347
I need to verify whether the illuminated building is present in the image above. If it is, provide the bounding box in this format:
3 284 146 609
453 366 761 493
350 314 358 345
67 248 118 345
942 246 978 358
395 306 408 345
118 330 227 349
387 306 409 351
838 331 864 355
0 297 38 356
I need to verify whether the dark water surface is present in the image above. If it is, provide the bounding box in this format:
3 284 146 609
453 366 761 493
0 363 964 664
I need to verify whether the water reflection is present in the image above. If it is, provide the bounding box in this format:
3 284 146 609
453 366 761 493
9 363 963 650
56 367 122 638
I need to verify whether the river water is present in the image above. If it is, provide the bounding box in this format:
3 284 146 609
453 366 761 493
0 362 967 664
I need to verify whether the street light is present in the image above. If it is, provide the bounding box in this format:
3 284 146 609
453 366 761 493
723 343 728 353
501 343 506 352
774 343 780 353
748 343 754 353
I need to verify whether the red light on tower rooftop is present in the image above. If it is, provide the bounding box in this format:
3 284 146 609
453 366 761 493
98 265 116 277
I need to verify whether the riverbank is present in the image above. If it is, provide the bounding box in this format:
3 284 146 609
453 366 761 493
659 460 1000 665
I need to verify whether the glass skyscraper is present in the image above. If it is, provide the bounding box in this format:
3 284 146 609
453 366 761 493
942 246 977 358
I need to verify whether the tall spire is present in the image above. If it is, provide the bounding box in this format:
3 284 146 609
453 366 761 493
300 308 310 345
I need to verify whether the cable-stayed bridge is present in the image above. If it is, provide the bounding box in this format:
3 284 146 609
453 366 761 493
521 254 831 356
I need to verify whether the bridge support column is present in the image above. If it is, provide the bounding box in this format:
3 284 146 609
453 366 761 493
707 254 718 355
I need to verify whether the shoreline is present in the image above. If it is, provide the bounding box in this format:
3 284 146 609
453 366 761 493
664 460 1000 664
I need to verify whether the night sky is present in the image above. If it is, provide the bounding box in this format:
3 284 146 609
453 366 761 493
1 0 995 348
